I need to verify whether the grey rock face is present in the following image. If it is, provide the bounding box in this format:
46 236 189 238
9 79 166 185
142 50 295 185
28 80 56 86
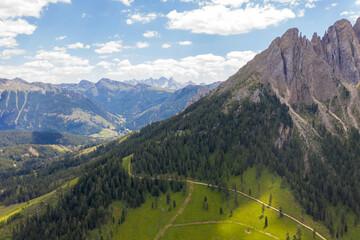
216 18 360 133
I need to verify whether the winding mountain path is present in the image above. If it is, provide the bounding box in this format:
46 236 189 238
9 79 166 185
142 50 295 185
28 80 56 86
127 158 327 240
153 183 194 240
187 180 327 240
172 220 279 239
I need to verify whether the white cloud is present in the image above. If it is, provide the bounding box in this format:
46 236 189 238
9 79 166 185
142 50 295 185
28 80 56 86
126 12 157 24
118 59 131 66
108 50 257 83
143 30 160 38
325 3 337 10
356 0 360 5
297 9 305 17
268 0 318 7
0 48 93 83
97 61 114 69
340 10 360 21
67 42 90 49
305 3 315 8
23 60 54 68
0 49 25 59
341 11 354 16
94 40 123 54
266 0 295 3
178 41 192 45
56 35 66 40
53 46 66 52
162 43 171 48
0 1 70 44
167 4 295 35
0 37 18 48
212 0 249 8
34 49 89 66
82 13 87 18
0 0 70 19
136 41 149 48
115 0 134 6
0 19 36 38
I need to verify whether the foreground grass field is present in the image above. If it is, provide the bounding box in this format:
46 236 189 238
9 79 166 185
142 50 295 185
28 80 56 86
163 184 324 240
2 165 359 239
88 187 189 240
92 167 339 240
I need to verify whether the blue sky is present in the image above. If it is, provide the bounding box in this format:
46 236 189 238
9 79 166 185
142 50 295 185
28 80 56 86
0 0 359 84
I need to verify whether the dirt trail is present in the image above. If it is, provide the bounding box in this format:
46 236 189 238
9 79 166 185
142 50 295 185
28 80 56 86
153 183 194 240
187 180 327 240
128 160 328 240
172 220 279 240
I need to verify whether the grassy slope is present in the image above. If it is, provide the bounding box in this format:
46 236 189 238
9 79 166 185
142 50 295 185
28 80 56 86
165 184 322 240
88 167 340 240
88 188 188 240
228 167 360 240
0 144 70 170
2 161 358 239
121 154 133 173
76 134 130 158
0 178 78 239
227 167 331 238
162 224 276 240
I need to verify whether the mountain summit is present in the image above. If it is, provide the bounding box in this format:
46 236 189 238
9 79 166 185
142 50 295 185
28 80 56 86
217 18 360 136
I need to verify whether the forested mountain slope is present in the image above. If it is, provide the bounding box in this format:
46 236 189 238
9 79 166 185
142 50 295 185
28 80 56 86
3 18 360 240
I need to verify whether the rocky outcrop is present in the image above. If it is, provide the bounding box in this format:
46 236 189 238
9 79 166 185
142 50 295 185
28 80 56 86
321 19 360 85
215 18 360 135
185 86 211 108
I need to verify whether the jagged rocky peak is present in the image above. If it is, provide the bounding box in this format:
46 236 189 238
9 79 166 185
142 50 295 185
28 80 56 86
216 18 360 134
353 17 360 39
321 19 360 85
238 25 335 106
231 18 360 103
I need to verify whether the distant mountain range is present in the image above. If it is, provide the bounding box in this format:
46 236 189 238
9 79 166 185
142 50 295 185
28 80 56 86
0 77 220 136
0 78 125 136
60 77 219 130
124 77 195 90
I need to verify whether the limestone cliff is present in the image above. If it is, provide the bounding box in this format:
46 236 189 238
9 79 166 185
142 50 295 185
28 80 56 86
216 18 360 138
